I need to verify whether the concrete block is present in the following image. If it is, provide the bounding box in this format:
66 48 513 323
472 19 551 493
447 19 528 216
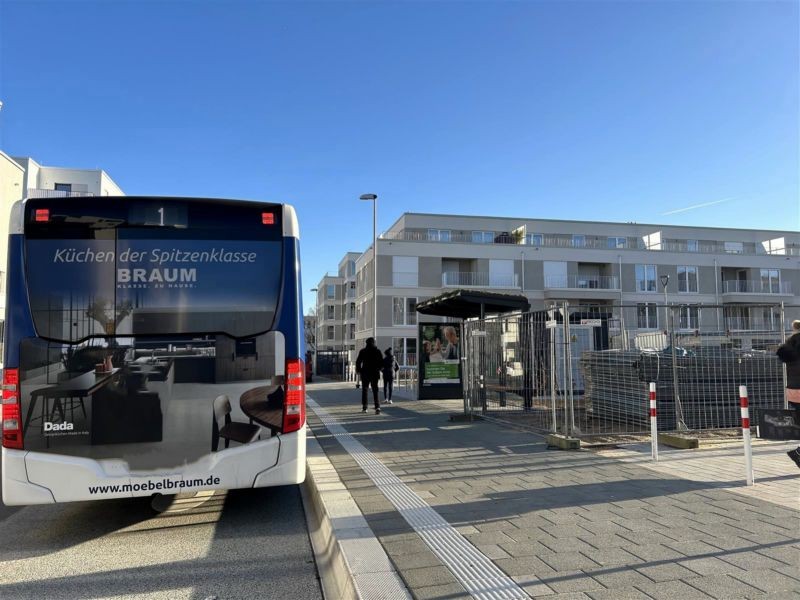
547 433 581 450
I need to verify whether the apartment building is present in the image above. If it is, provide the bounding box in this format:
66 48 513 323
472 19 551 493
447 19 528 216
314 252 360 353
318 212 800 368
0 153 125 364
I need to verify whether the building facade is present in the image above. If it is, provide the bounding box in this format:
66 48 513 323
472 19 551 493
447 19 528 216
318 212 800 368
0 153 125 364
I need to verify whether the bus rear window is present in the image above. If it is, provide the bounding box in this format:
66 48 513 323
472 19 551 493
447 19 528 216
24 198 284 341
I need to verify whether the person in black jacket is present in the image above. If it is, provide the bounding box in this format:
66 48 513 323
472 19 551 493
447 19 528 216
776 320 800 469
356 337 383 414
382 347 399 404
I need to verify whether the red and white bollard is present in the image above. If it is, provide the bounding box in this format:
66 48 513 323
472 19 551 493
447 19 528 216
649 382 658 462
740 385 754 486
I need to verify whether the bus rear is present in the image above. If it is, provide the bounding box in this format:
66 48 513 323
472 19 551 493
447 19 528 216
2 197 306 505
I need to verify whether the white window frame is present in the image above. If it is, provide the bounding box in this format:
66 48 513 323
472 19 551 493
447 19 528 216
392 256 418 287
427 229 451 242
635 264 657 292
326 325 335 340
760 268 780 293
471 230 494 244
677 266 699 293
637 303 658 330
392 336 417 367
326 305 335 319
607 236 627 249
525 233 543 246
724 241 743 254
392 296 418 326
678 306 699 330
326 284 335 299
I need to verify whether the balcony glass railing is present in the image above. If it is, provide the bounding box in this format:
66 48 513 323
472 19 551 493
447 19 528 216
722 280 792 294
544 275 620 290
442 271 520 288
28 188 94 198
379 230 800 256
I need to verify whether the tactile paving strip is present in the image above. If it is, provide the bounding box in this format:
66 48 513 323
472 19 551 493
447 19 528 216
308 397 531 600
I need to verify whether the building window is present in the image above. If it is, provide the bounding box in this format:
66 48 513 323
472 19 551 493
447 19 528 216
392 297 418 325
392 337 417 366
724 241 743 254
326 284 335 299
54 183 72 192
686 240 699 252
761 269 780 293
326 305 335 319
635 264 657 292
678 306 699 330
392 256 418 287
525 233 543 246
607 237 627 249
637 303 658 329
349 324 356 339
677 266 698 293
471 231 494 244
347 260 356 276
349 303 356 319
427 229 451 242
327 326 335 340
572 235 586 248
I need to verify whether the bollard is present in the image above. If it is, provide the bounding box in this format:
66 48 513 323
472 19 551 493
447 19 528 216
740 385 754 486
649 382 658 462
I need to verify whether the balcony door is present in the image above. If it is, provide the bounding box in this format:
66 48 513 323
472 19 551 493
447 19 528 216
489 259 515 288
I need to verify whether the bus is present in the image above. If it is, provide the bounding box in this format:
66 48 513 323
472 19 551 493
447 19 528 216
2 197 306 505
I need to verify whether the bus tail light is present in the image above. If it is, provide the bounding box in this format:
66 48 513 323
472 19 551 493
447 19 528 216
283 359 306 433
34 208 50 222
261 212 275 225
2 369 23 449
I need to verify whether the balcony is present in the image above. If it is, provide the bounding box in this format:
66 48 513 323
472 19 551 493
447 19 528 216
722 280 792 294
442 271 519 289
381 230 800 257
392 312 418 326
543 274 620 299
28 188 94 198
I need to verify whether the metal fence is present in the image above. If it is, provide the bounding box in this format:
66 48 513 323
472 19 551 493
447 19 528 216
462 302 796 438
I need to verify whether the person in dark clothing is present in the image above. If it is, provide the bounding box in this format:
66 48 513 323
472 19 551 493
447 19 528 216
382 347 399 404
356 337 383 414
776 320 800 469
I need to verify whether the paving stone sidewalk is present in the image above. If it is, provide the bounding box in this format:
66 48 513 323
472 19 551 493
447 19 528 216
307 381 800 600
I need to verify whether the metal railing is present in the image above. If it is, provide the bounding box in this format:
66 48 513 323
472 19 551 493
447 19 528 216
462 301 795 438
442 271 520 288
380 229 800 257
544 275 619 290
393 312 418 326
28 188 94 198
723 280 792 294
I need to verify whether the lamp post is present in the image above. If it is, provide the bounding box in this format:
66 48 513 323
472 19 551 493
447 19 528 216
659 274 669 330
359 194 378 344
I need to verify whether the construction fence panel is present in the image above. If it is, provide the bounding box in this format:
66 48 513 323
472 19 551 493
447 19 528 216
465 301 794 438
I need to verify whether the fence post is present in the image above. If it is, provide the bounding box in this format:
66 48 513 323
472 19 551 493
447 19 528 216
649 382 659 462
563 301 574 436
740 385 755 486
781 302 788 409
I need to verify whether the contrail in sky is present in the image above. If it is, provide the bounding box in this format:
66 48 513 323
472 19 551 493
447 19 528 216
662 198 732 215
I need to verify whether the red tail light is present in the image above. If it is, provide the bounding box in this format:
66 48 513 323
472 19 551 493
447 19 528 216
283 359 306 433
34 208 50 222
262 212 275 225
2 369 23 449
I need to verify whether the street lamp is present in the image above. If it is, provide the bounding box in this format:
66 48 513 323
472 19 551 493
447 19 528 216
360 193 378 344
659 274 669 332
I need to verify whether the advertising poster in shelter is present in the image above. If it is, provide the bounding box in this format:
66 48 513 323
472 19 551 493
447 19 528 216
418 322 462 399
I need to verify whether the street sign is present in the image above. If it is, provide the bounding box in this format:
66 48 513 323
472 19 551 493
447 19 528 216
545 320 558 329
580 319 602 327
471 330 487 337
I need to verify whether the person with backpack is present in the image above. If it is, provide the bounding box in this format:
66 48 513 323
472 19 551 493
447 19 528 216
382 347 399 404
355 337 384 414
776 320 800 469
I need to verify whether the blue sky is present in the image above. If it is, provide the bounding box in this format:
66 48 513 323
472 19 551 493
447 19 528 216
1 0 797 314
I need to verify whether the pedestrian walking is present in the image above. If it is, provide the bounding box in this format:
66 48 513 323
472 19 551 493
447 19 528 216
777 319 800 469
356 337 383 414
382 347 399 404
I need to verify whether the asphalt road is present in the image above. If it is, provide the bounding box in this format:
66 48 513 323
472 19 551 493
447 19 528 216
0 483 323 600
